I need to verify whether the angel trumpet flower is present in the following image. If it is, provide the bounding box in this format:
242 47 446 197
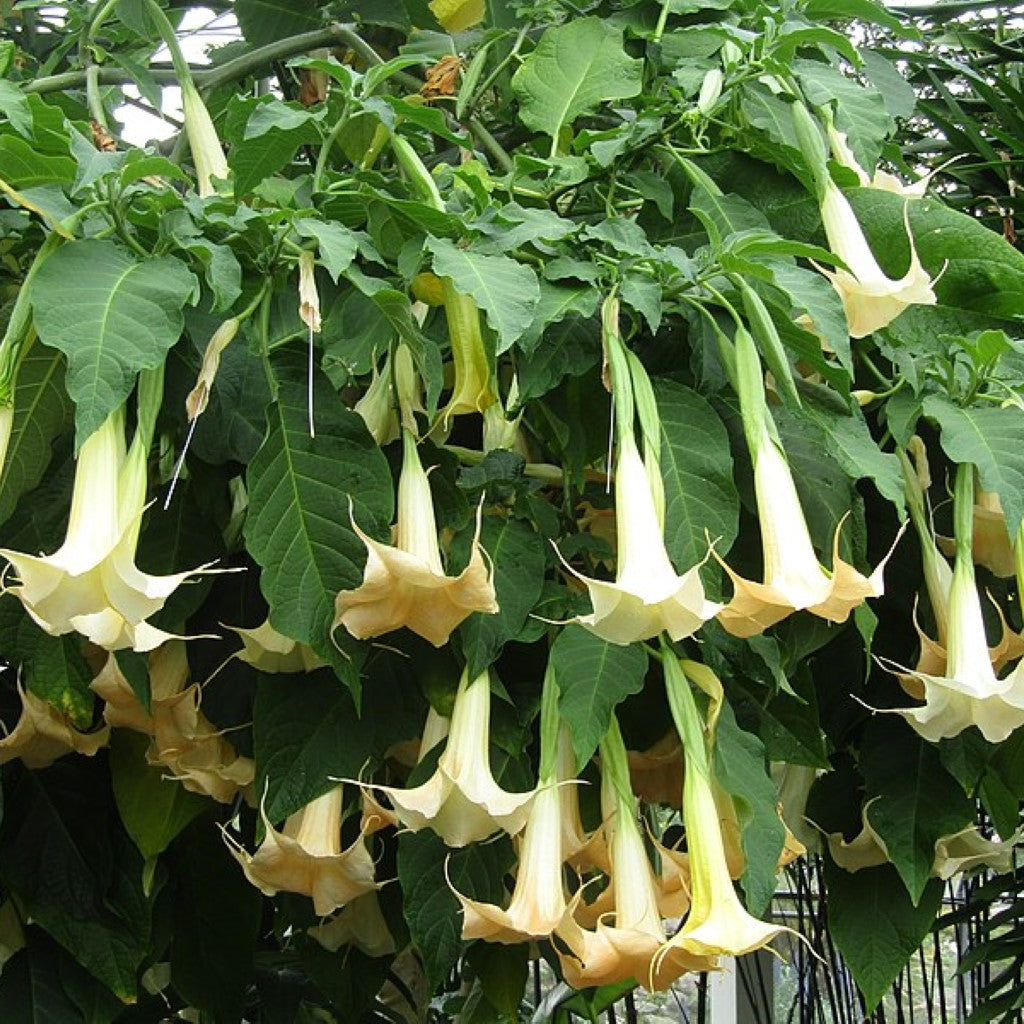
228 618 325 674
0 406 211 652
334 429 498 647
937 486 1016 579
557 307 720 644
181 79 229 197
453 667 578 943
718 331 891 637
369 667 534 847
895 463 1024 743
656 655 793 964
225 784 377 916
0 680 108 769
817 177 937 338
827 124 938 199
555 716 713 990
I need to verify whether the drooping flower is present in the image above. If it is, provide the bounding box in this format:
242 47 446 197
368 667 534 847
441 282 497 421
817 177 937 338
932 825 1024 880
182 79 229 197
827 124 937 199
228 618 325 674
555 715 714 990
937 486 1016 579
717 330 893 637
0 408 211 652
656 654 794 964
557 428 720 645
334 429 498 648
225 784 377 916
0 679 108 768
309 892 397 956
894 463 1024 743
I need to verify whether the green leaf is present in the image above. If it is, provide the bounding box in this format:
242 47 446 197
397 830 514 991
0 343 71 528
0 135 75 188
860 718 974 904
459 515 546 677
24 634 94 729
0 762 153 1001
235 0 321 46
169 816 263 1023
0 80 33 138
109 730 208 862
425 237 541 355
655 379 739 570
511 17 643 143
923 395 1024 538
517 280 599 356
713 697 786 917
244 364 393 688
294 218 360 282
30 240 198 443
825 860 943 1012
551 625 649 771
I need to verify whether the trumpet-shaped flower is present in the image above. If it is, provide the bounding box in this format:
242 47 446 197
334 430 498 647
828 125 936 199
228 618 325 674
817 178 937 338
657 656 793 964
0 410 211 652
718 417 890 637
309 892 397 956
369 667 534 847
0 680 108 768
937 487 1016 579
557 430 720 645
182 80 229 197
895 471 1024 743
225 784 377 916
932 825 1023 880
556 717 713 990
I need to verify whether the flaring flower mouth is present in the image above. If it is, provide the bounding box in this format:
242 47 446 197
334 432 498 648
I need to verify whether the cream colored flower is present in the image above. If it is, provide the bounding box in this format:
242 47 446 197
0 410 210 652
557 429 720 645
309 892 396 956
817 178 937 338
225 785 377 916
228 618 325 674
334 430 498 647
556 717 713 991
932 825 1023 880
937 487 1015 579
656 656 793 965
370 667 534 847
717 417 890 637
0 680 108 768
828 125 934 199
441 283 497 421
182 80 228 197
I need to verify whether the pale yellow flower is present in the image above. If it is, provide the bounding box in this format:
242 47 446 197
334 430 498 648
932 825 1023 880
182 80 228 197
228 618 325 674
817 178 937 338
370 667 534 847
225 784 377 916
557 429 720 645
430 0 485 31
309 892 396 956
0 680 108 768
718 416 890 637
937 487 1015 579
0 411 210 652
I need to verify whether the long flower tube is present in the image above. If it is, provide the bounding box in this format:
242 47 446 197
656 653 794 964
716 328 892 637
333 428 498 647
453 665 573 943
367 667 534 847
894 463 1024 743
556 300 720 644
555 715 713 990
0 381 213 651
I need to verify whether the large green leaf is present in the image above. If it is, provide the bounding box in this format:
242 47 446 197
654 379 738 570
459 515 546 677
235 0 322 45
923 395 1024 538
426 237 541 355
397 830 514 991
511 17 643 143
713 697 786 917
0 135 74 187
24 633 94 729
825 860 943 1012
860 718 974 904
0 343 71 527
244 363 393 684
30 240 198 442
551 625 649 770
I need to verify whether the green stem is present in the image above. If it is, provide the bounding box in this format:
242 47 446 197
952 462 975 565
143 0 193 86
313 104 350 191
